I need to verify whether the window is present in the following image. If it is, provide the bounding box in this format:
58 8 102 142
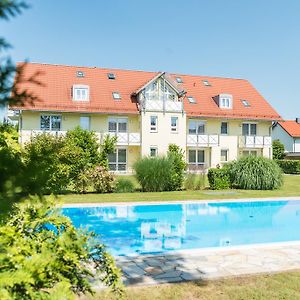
188 149 205 165
76 71 85 78
221 149 228 162
221 122 228 134
150 147 157 157
243 150 257 157
108 148 127 171
73 85 89 101
40 115 61 131
242 123 257 136
189 120 205 135
187 96 197 104
112 92 121 100
219 94 232 109
107 73 116 80
150 116 158 132
171 116 178 132
80 116 90 130
108 117 128 133
202 80 211 86
176 77 183 83
241 99 251 107
144 78 177 101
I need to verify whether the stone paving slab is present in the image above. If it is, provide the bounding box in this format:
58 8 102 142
115 244 300 286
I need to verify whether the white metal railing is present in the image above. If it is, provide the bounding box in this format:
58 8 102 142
104 132 141 145
144 99 183 112
187 134 219 147
239 136 272 148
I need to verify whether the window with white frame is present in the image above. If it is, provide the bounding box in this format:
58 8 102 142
242 150 257 157
144 78 177 101
80 116 90 130
221 149 228 162
108 148 127 171
188 149 205 165
188 120 205 135
171 116 178 132
150 147 157 157
150 116 158 132
219 94 232 109
112 92 121 100
108 117 128 133
221 122 228 134
242 123 257 136
73 85 89 101
40 115 61 131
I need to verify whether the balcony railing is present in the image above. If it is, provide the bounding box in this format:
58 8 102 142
104 132 141 145
187 134 219 147
143 99 183 112
239 136 272 148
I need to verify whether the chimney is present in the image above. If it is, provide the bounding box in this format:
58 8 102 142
296 118 300 124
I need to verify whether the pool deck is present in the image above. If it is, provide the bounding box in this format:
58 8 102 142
115 242 300 286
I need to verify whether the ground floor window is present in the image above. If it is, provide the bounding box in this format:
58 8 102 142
108 148 127 171
242 150 257 157
188 149 205 165
80 116 90 130
40 115 61 131
221 149 228 162
150 147 157 157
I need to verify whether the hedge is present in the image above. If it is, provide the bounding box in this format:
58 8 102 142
276 159 300 174
207 168 231 190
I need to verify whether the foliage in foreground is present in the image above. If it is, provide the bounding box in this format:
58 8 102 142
229 156 283 190
207 168 231 190
115 177 135 193
184 172 206 190
276 159 300 174
0 197 123 299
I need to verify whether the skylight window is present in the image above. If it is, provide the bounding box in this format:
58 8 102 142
176 77 183 83
76 71 85 78
241 99 251 107
108 73 116 80
202 80 211 86
187 96 197 104
112 92 121 100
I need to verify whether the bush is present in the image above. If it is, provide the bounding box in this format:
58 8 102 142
184 172 206 190
115 177 135 193
273 139 285 159
208 168 231 190
0 196 123 299
276 159 300 174
229 156 283 190
167 144 186 190
134 156 174 192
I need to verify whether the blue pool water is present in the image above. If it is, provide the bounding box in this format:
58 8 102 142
62 200 300 256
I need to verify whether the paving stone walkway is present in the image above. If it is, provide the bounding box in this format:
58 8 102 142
115 243 300 286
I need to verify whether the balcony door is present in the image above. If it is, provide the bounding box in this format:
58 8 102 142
108 117 128 133
242 123 257 136
108 148 127 171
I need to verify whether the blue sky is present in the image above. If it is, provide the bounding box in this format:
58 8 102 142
2 0 300 119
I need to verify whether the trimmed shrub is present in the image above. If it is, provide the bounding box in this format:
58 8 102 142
272 139 285 160
208 168 231 190
134 156 174 192
229 156 283 190
115 177 135 193
167 144 186 190
276 159 300 174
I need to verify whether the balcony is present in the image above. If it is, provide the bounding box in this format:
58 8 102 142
239 136 272 148
143 99 183 112
103 132 141 145
20 130 67 144
187 134 219 147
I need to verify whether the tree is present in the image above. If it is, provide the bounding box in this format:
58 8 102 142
272 139 285 160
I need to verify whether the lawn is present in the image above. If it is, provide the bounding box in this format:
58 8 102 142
84 271 300 300
59 174 300 204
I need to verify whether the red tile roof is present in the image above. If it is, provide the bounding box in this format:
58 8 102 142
12 62 281 120
278 120 300 137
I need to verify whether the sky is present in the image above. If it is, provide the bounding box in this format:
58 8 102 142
2 0 300 119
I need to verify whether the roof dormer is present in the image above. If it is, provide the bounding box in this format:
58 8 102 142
216 94 233 109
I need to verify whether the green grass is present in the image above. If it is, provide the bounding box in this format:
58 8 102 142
82 271 300 300
59 175 300 204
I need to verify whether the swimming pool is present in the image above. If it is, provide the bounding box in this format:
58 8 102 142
62 200 300 256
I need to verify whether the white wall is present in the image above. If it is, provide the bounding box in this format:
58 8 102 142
295 138 300 152
140 111 187 157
